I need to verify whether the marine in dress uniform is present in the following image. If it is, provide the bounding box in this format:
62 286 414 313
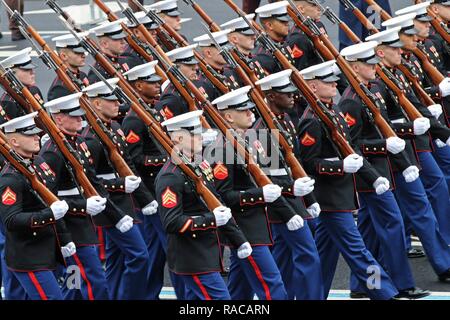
297 61 399 299
47 33 91 101
338 42 429 299
39 93 112 300
208 88 288 300
193 29 241 102
367 21 450 247
81 79 154 299
364 28 450 282
255 70 324 300
155 44 199 119
156 110 252 300
0 48 44 124
87 20 131 123
426 0 450 72
122 11 160 67
0 113 70 300
147 0 183 33
122 61 184 299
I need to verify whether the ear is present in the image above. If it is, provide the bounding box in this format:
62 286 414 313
266 92 275 103
135 81 144 92
309 81 318 93
229 34 238 45
375 48 385 58
351 62 359 73
224 111 234 124
132 28 141 37
204 48 213 59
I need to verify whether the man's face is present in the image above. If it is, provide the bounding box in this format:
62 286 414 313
435 4 450 22
14 68 36 87
57 113 83 133
271 19 290 38
399 33 418 50
173 130 203 156
60 49 86 68
354 61 377 82
226 109 254 130
10 133 40 157
136 80 161 100
299 1 322 21
270 91 295 111
232 32 256 52
178 63 199 81
95 98 120 120
414 20 431 38
379 45 403 67
204 47 227 68
162 14 181 31
102 37 128 56
310 80 337 101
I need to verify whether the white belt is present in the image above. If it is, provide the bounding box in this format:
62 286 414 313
263 168 288 176
324 157 339 161
57 187 80 196
391 118 406 124
96 173 116 180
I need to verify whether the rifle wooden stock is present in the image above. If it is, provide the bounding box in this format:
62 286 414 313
0 76 99 197
224 0 355 157
362 0 445 85
0 131 59 205
21 24 135 178
0 76 32 113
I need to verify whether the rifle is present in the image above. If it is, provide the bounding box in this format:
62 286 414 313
0 130 58 205
333 1 434 111
287 0 397 138
223 0 355 157
354 0 445 85
0 65 100 198
426 5 450 43
13 24 136 178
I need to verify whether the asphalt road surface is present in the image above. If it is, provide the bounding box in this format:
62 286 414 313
1 0 449 299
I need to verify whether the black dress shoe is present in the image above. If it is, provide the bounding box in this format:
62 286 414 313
0 32 3 39
350 291 368 299
395 288 430 299
11 31 25 41
408 248 425 258
438 269 450 282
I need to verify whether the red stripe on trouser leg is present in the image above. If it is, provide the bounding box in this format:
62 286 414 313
27 272 48 300
192 275 212 300
247 255 272 300
97 227 106 261
73 253 95 300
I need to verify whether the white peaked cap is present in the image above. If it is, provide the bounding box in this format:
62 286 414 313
161 110 203 134
211 86 255 111
193 29 232 47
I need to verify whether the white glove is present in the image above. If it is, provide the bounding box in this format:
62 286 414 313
373 177 390 195
237 242 252 259
50 200 69 220
250 113 256 124
402 165 420 183
286 215 304 231
213 206 232 226
447 137 450 147
427 104 443 119
293 177 315 197
202 129 218 146
343 154 364 173
438 77 450 97
142 200 158 215
435 139 447 148
125 176 142 193
86 196 107 216
61 242 76 258
413 117 430 135
262 184 282 203
306 202 321 218
386 137 406 154
115 215 134 233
